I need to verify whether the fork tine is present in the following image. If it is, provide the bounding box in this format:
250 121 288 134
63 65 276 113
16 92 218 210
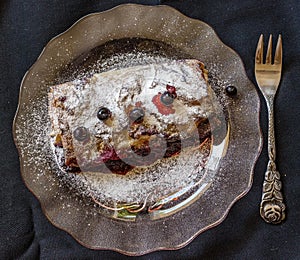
274 34 282 65
255 34 264 64
266 35 272 64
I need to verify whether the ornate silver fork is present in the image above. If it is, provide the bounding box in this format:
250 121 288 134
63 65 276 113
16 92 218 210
255 34 286 224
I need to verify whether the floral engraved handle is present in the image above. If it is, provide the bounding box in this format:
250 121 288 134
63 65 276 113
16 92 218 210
260 96 286 224
260 160 286 224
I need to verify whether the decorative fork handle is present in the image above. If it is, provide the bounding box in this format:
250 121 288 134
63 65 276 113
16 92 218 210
260 96 286 224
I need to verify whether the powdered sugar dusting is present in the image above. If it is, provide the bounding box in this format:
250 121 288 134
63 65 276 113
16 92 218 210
83 142 210 204
15 38 230 216
49 58 214 205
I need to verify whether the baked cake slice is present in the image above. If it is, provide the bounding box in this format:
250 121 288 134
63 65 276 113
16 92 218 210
48 59 213 175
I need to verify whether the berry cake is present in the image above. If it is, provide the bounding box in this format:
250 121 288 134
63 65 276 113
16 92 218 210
48 59 213 176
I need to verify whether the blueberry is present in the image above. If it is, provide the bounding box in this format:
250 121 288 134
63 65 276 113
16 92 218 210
73 126 89 141
129 107 145 123
225 85 237 96
97 107 111 121
160 91 175 106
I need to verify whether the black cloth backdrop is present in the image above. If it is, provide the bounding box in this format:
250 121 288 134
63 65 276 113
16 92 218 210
1 0 300 259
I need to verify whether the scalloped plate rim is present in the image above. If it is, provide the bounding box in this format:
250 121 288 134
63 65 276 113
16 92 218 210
13 4 263 256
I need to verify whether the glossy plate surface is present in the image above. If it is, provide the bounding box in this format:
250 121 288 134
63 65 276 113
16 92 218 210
13 4 262 256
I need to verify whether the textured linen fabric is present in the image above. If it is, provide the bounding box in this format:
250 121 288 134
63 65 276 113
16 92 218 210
1 0 299 259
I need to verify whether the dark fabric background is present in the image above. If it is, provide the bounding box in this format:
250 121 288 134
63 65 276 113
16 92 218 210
1 0 300 259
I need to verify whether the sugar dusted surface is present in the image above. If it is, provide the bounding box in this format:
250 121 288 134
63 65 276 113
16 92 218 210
49 59 213 204
83 142 210 204
16 39 231 210
13 7 261 254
